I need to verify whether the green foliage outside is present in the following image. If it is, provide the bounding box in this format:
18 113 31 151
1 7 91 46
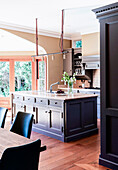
76 40 82 48
15 62 32 91
38 61 46 91
0 61 45 96
0 62 9 97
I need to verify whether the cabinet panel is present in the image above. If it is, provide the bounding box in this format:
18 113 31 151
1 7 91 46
36 98 47 105
25 105 36 123
24 96 35 103
15 103 25 116
83 100 97 129
49 100 62 107
49 107 63 135
106 22 118 108
106 116 118 155
37 107 49 129
14 95 23 101
66 101 82 136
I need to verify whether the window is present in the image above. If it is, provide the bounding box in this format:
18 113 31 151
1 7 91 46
75 40 82 48
15 61 32 91
38 60 46 91
0 62 9 97
72 40 82 48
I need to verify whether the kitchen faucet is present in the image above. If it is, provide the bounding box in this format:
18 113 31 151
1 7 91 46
50 82 59 93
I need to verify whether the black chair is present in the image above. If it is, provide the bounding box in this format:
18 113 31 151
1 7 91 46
0 139 46 170
0 107 8 128
10 111 34 138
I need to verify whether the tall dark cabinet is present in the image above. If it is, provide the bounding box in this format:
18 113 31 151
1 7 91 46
93 2 118 169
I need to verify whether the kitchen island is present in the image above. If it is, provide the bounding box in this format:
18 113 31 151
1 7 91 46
11 91 98 142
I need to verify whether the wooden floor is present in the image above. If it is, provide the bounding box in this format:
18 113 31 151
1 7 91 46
5 118 110 170
31 119 110 170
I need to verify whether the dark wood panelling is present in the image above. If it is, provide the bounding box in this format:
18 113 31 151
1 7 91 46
65 98 98 142
84 101 94 127
33 97 98 142
66 101 82 135
93 2 118 169
106 116 118 155
106 22 118 108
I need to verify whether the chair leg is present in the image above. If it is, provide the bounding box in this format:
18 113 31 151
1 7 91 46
40 146 46 152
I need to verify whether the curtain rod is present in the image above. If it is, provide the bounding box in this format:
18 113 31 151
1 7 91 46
31 50 68 57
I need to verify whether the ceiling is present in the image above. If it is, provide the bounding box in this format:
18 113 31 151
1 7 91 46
0 29 46 53
0 0 117 39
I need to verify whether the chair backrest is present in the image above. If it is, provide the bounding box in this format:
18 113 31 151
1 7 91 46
0 139 45 170
10 111 34 138
0 107 8 128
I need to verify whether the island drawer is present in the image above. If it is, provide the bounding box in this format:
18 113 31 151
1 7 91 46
24 96 35 103
49 100 62 107
36 98 47 105
14 95 23 101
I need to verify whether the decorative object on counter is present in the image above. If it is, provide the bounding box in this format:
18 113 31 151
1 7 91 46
56 89 66 96
61 72 76 94
56 89 64 94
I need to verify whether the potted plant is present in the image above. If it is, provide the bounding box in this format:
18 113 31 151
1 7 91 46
61 72 76 94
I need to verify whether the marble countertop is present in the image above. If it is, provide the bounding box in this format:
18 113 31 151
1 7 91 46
11 91 98 101
60 88 100 92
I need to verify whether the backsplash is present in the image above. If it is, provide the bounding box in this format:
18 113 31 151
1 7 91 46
73 80 90 88
73 69 100 88
93 69 100 88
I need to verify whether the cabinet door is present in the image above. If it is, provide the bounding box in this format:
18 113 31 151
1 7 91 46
25 105 36 123
65 100 83 136
37 107 49 130
15 103 25 116
48 107 63 135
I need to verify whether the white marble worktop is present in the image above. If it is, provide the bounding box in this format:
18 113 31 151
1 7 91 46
11 91 98 101
60 88 100 92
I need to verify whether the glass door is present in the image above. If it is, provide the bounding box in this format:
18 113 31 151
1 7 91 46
0 62 9 97
38 58 47 91
15 61 32 91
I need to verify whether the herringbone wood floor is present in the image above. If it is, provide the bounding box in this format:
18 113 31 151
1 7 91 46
5 118 110 170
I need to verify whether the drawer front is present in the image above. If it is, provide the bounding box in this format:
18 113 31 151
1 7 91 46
49 100 62 107
14 95 23 101
36 98 47 105
24 96 35 103
16 104 25 112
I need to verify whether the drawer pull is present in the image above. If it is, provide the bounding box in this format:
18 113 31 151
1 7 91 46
55 102 57 104
28 98 30 100
40 100 43 102
45 111 48 113
17 97 19 99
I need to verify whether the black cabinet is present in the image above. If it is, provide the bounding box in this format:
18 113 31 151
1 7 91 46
65 98 98 142
93 2 118 169
12 94 98 142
